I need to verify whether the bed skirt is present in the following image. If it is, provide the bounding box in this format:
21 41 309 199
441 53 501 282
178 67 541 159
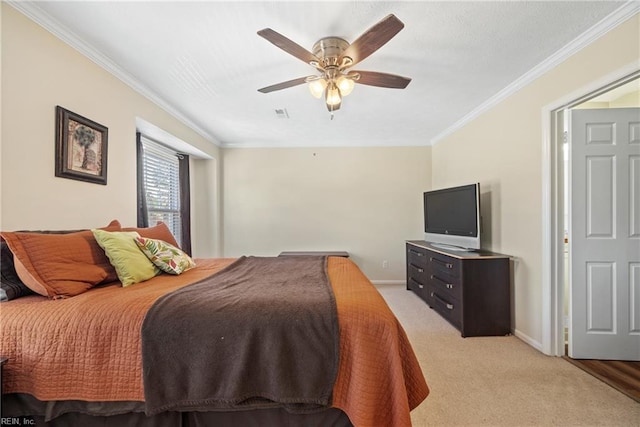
1 393 352 427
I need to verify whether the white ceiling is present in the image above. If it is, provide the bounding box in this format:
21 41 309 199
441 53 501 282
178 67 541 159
12 1 634 148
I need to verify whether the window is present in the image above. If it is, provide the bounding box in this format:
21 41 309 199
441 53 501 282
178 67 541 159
137 133 191 254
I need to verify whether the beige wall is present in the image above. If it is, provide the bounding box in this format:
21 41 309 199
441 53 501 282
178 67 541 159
611 89 640 107
223 146 431 280
432 14 640 348
578 88 640 109
1 4 221 256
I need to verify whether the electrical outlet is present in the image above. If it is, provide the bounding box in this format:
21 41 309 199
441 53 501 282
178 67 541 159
382 260 389 269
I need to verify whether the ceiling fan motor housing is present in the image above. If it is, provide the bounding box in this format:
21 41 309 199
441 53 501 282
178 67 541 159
312 37 350 68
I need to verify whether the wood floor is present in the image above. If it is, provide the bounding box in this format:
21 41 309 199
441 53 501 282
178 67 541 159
563 356 640 403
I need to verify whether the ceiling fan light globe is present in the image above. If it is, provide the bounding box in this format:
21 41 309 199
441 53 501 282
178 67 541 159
308 78 327 98
325 84 342 107
336 75 355 96
326 100 341 112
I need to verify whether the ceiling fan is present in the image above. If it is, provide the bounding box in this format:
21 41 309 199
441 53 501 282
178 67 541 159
257 14 411 114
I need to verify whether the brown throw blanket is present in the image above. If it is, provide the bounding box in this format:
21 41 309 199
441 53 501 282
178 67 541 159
141 256 340 415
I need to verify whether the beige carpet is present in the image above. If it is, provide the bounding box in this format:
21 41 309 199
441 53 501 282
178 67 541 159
376 284 640 426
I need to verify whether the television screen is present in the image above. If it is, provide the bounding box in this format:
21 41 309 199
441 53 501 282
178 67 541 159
423 183 480 250
424 185 478 236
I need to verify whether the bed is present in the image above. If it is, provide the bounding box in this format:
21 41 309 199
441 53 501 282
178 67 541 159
0 221 429 426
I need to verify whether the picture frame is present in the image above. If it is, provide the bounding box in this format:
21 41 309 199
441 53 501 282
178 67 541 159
55 106 108 185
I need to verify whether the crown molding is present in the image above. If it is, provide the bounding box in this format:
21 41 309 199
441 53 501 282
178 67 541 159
430 1 640 145
7 1 222 147
220 140 428 149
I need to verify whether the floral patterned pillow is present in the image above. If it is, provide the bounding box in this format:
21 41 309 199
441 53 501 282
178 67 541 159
134 237 196 275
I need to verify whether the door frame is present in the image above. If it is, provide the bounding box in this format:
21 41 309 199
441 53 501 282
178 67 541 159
541 64 639 357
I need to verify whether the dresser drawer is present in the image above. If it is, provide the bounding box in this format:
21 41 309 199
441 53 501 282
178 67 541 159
428 252 461 281
407 261 428 282
407 246 428 268
407 276 428 297
408 276 430 305
429 289 462 329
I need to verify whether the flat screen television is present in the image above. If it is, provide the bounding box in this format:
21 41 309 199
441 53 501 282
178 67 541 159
423 183 481 251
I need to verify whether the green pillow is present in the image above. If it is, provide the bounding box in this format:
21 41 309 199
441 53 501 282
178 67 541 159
135 237 196 275
92 230 160 287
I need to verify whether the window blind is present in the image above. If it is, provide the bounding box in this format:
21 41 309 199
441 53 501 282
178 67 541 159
140 137 182 246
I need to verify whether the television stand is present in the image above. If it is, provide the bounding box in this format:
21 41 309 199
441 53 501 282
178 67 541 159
406 240 511 337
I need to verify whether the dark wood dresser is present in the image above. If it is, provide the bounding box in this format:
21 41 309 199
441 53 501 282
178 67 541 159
406 240 511 337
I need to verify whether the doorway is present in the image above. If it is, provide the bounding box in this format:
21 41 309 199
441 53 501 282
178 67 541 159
564 99 640 360
544 69 640 359
555 75 640 401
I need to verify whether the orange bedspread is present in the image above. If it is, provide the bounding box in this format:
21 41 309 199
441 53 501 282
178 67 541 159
1 257 428 426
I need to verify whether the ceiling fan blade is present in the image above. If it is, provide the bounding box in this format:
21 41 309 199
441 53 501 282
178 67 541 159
258 28 320 65
354 71 411 89
258 76 310 93
341 14 405 66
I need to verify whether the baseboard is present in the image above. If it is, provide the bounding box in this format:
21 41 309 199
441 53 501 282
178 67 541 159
370 280 406 286
513 328 544 354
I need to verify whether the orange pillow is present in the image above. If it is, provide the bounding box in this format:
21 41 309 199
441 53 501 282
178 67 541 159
1 220 121 299
122 222 180 249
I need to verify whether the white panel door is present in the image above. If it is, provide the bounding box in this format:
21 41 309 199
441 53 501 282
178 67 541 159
569 107 640 361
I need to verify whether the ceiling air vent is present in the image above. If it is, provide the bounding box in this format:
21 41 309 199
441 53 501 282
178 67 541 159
274 108 289 119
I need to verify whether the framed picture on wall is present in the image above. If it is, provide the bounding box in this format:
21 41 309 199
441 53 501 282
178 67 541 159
55 106 108 185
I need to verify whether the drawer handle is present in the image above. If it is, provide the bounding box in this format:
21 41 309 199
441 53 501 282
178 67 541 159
431 292 454 310
410 264 424 273
431 275 454 289
410 278 424 289
430 257 453 269
409 249 425 257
